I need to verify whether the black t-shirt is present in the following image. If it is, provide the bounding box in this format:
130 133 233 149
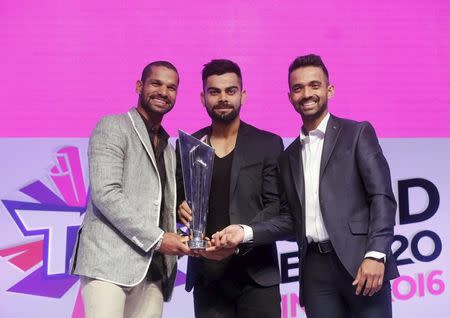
199 150 235 283
206 150 233 237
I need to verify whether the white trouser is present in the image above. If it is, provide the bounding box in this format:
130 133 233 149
81 277 163 318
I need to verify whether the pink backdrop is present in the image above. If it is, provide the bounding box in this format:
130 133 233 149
1 0 449 138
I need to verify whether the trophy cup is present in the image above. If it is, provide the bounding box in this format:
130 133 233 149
178 130 215 249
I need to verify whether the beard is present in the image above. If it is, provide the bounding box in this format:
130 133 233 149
206 102 241 123
295 95 327 120
139 93 173 116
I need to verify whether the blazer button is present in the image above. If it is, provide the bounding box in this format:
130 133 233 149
153 200 159 206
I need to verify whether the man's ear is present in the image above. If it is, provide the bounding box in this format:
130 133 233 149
200 91 206 107
240 90 247 105
136 80 143 94
327 84 335 99
288 91 294 105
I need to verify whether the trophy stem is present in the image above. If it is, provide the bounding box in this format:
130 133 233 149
179 130 214 251
190 159 208 249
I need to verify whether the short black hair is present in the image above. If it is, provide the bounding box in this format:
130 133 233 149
141 61 179 83
288 54 329 84
202 59 242 89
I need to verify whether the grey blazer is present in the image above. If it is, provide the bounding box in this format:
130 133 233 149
71 108 178 300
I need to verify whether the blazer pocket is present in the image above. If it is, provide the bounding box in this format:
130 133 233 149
332 149 352 161
240 162 263 185
241 160 263 170
348 220 369 235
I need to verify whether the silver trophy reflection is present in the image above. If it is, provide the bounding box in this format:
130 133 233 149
179 130 215 249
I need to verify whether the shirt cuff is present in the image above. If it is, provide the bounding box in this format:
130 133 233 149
154 233 164 251
240 224 254 243
365 251 386 262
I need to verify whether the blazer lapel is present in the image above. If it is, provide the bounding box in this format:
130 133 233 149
127 108 157 170
229 122 247 200
320 115 341 179
288 137 305 210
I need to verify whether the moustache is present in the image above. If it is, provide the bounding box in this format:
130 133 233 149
148 94 170 104
213 102 233 110
300 95 319 105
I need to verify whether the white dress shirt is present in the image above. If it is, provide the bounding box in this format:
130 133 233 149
301 113 330 243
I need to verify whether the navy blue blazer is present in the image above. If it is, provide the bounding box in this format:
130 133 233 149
252 114 400 304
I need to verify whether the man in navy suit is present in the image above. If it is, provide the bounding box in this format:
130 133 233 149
213 54 399 318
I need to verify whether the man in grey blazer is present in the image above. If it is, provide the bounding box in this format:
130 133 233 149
71 61 190 318
213 54 399 318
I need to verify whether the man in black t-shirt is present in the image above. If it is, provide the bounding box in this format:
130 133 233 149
176 59 284 318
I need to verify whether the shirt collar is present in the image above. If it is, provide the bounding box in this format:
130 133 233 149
300 112 330 142
137 111 169 141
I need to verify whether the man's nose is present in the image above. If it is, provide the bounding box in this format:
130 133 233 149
159 86 168 97
219 91 227 102
304 87 313 98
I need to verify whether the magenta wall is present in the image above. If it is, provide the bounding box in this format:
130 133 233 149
1 0 449 138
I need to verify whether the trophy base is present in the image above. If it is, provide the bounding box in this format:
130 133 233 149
188 240 207 250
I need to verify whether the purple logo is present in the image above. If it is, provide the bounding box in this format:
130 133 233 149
1 146 87 299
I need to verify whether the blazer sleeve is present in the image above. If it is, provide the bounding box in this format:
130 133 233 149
252 193 297 245
248 135 285 224
252 154 297 245
355 122 397 254
88 117 164 253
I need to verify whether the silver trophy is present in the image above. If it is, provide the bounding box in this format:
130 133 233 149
179 130 215 249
